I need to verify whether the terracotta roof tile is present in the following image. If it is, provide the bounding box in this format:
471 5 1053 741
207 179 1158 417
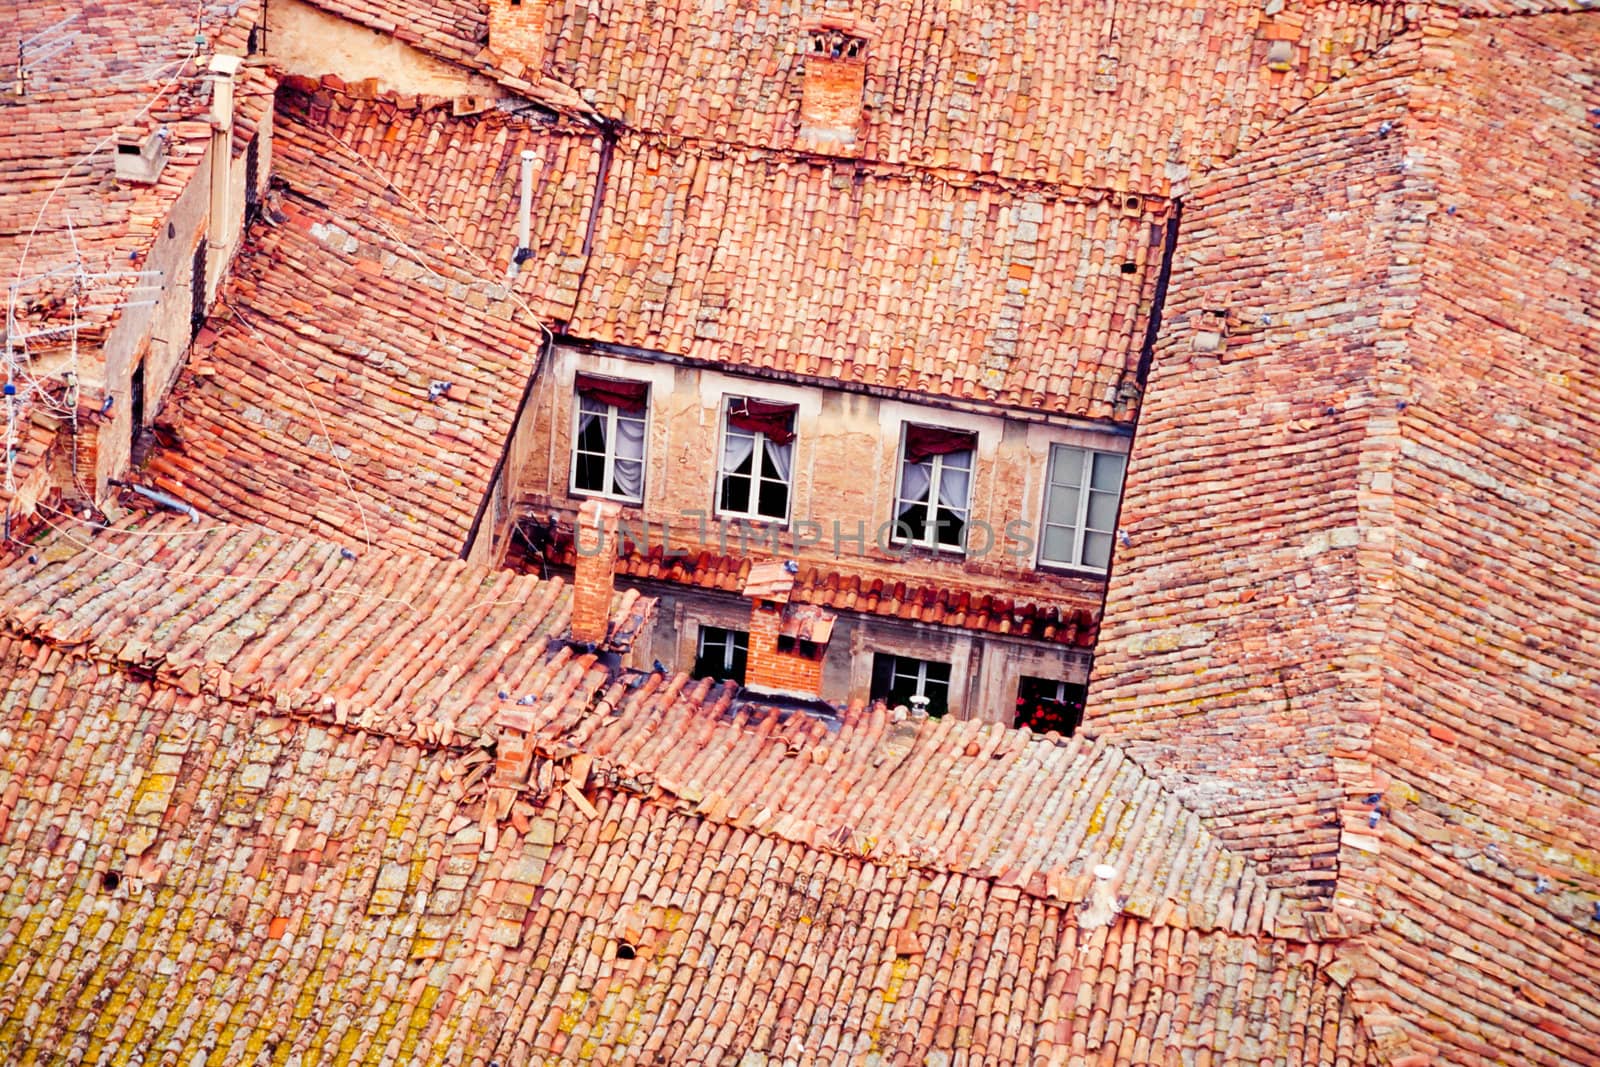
532 534 1104 646
0 513 653 743
137 96 598 555
304 0 1406 192
0 633 1376 1062
572 137 1170 419
1092 14 1600 1065
0 514 1375 1062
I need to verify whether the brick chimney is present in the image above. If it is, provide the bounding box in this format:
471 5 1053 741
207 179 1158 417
570 499 621 644
488 0 546 63
798 19 872 152
742 560 834 697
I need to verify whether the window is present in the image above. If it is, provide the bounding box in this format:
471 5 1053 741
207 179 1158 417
693 626 748 683
1039 445 1126 572
571 373 648 503
1015 677 1087 736
893 425 976 551
717 397 797 522
870 654 953 717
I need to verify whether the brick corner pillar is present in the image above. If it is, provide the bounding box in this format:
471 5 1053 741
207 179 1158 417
487 0 547 62
570 499 622 645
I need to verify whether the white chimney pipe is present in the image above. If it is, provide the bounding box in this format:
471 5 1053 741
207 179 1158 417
207 54 243 287
1078 863 1122 930
517 149 535 255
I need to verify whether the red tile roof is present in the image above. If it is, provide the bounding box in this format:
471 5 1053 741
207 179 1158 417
136 96 599 556
573 137 1168 419
529 533 1105 647
1 513 652 742
1091 14 1600 1065
303 0 1405 193
0 513 1377 1063
0 2 260 336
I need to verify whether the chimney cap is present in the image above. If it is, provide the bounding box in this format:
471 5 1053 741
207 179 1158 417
208 53 243 77
743 559 797 603
801 14 880 41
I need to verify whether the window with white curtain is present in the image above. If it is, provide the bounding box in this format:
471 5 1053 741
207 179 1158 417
1038 445 1125 572
717 396 796 522
893 424 977 551
570 375 648 504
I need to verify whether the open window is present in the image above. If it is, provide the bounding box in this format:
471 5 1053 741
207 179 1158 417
1015 676 1087 736
571 372 648 504
717 396 796 522
870 653 953 717
693 625 748 683
1039 445 1125 572
893 424 976 551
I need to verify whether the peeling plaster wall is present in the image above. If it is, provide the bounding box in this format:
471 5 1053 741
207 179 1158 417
268 0 500 99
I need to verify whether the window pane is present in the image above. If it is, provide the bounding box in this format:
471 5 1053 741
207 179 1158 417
612 459 643 500
720 473 751 514
933 507 965 547
577 414 608 454
1090 452 1126 492
924 661 952 686
1050 446 1084 488
757 478 788 520
1086 490 1118 531
895 501 928 542
936 464 970 511
574 452 607 492
1040 525 1074 564
1083 530 1113 570
1045 484 1079 526
941 448 973 472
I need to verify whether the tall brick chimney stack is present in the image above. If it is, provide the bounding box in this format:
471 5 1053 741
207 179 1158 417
488 0 546 63
798 19 873 152
570 499 621 644
742 560 834 697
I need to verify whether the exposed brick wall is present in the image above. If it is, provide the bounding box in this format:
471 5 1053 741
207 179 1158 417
570 498 620 643
745 601 824 695
798 54 865 148
487 0 545 65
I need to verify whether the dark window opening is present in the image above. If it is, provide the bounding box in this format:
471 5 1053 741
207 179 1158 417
131 362 145 431
189 238 208 342
693 626 748 684
870 654 952 717
244 137 261 224
1015 677 1087 736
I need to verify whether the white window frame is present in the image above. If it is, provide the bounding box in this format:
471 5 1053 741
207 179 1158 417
569 392 647 505
695 625 749 679
873 653 954 714
891 428 974 554
714 396 795 525
1038 444 1125 573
